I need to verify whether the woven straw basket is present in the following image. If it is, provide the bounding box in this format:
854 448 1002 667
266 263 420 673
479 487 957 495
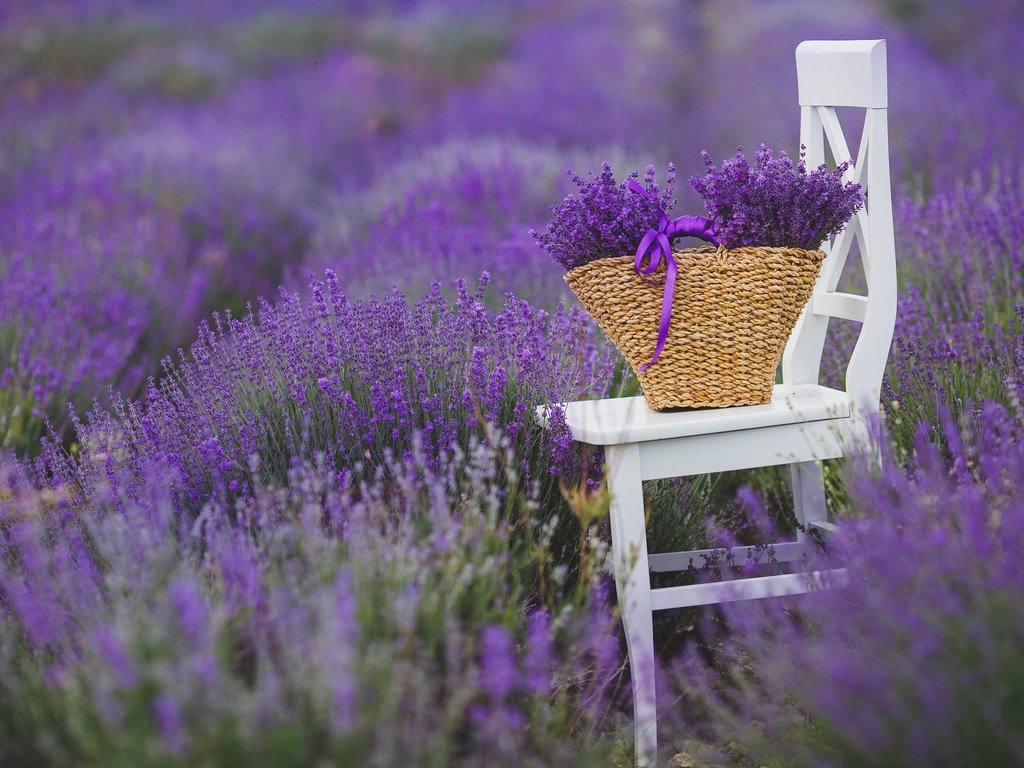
565 245 826 410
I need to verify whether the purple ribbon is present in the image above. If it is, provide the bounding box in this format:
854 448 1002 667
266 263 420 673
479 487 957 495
627 181 719 371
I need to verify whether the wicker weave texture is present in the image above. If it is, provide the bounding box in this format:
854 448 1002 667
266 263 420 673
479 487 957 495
564 246 826 410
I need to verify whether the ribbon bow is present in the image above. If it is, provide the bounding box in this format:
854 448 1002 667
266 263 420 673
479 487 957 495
627 181 719 371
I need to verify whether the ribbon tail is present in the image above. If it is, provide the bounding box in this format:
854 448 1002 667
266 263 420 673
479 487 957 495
627 179 653 202
657 232 672 261
638 254 677 372
634 228 660 273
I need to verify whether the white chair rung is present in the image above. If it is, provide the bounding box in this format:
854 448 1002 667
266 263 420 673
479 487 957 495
649 569 849 611
808 519 840 534
648 539 818 573
813 291 868 323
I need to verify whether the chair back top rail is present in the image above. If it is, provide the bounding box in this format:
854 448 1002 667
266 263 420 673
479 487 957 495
796 39 887 108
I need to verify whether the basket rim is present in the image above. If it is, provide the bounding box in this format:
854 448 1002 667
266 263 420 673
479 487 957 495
564 245 826 282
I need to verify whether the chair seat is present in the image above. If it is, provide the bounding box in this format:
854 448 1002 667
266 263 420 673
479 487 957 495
537 384 850 446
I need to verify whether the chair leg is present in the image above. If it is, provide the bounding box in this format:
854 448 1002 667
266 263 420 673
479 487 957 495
606 444 657 767
790 460 827 542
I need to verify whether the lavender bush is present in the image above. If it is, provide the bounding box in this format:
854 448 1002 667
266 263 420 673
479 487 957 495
814 162 1024 463
0 143 315 456
0 165 206 454
531 163 676 271
690 145 864 250
0 1 538 453
306 140 581 304
1 433 624 766
665 404 1024 766
418 2 704 155
37 271 618 523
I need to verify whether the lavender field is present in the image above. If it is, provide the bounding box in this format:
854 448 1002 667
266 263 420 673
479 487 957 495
2 1 1024 765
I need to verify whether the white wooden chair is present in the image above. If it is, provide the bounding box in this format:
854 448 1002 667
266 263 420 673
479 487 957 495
537 40 896 766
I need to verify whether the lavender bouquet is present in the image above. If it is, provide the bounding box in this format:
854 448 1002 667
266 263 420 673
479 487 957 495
531 163 683 271
530 149 862 409
690 144 864 250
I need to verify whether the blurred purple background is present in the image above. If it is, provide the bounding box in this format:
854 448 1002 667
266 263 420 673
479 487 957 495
1 0 1022 448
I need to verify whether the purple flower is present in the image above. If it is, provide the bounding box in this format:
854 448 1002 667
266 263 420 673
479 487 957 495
522 609 554 695
532 163 677 271
478 623 518 701
168 578 208 648
92 625 137 690
330 569 359 734
690 144 864 250
152 692 188 756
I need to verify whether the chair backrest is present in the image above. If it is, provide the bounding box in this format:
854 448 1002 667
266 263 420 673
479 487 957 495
781 40 897 420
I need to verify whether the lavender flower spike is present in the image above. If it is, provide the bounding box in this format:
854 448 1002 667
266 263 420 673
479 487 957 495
690 145 863 250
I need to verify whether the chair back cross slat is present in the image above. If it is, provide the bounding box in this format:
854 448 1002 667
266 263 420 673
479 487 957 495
783 39 897 415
